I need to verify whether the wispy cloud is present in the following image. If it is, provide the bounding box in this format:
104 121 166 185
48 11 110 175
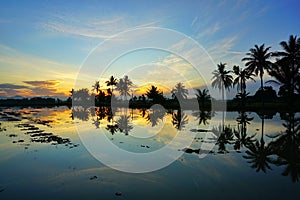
40 14 159 39
198 23 221 38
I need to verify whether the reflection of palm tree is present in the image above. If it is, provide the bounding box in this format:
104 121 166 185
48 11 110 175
271 112 300 182
145 106 165 127
192 110 212 125
243 114 274 173
172 110 188 130
106 124 119 135
243 139 273 173
116 115 133 135
242 44 272 105
195 89 211 108
171 82 188 101
72 107 89 121
215 125 234 153
105 76 118 96
234 111 255 151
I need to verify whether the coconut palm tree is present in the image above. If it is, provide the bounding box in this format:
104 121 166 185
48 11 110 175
242 44 272 101
195 88 211 108
116 75 133 100
211 62 233 102
233 65 255 96
146 85 165 103
171 82 188 101
212 63 233 131
268 35 300 103
233 65 255 106
92 81 100 94
105 76 118 96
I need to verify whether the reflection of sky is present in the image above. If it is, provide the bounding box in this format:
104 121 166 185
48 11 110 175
1 108 300 198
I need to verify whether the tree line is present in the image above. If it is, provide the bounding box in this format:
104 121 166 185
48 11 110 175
212 35 300 107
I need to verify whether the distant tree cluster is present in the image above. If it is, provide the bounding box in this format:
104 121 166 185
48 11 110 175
211 35 300 107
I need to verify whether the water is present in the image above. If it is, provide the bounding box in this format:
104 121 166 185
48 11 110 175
0 106 299 199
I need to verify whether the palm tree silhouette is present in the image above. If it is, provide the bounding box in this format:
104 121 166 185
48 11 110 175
233 65 255 105
116 75 133 100
211 62 233 102
171 82 188 101
242 44 272 105
146 85 164 103
268 35 300 104
105 76 118 96
212 63 232 130
195 89 211 109
92 81 100 94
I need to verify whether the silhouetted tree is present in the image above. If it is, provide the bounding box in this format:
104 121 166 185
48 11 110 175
242 44 272 105
105 76 118 96
116 75 133 100
171 82 188 101
211 62 233 102
233 65 255 105
92 81 100 94
146 85 165 103
268 35 300 104
195 88 211 108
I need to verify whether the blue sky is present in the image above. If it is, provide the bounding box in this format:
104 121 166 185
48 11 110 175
0 0 299 98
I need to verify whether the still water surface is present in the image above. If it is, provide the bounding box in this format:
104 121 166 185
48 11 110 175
0 106 299 199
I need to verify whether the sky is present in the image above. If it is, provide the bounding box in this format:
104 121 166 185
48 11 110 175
0 0 299 99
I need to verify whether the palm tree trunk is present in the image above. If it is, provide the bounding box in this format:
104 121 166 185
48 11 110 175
260 74 264 107
222 88 225 131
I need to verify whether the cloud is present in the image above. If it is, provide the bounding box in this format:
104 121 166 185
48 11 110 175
0 80 68 98
23 80 61 87
40 14 159 39
0 83 29 89
0 44 77 96
0 83 30 97
198 23 221 38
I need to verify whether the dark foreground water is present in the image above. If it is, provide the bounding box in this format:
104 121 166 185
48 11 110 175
0 106 299 199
